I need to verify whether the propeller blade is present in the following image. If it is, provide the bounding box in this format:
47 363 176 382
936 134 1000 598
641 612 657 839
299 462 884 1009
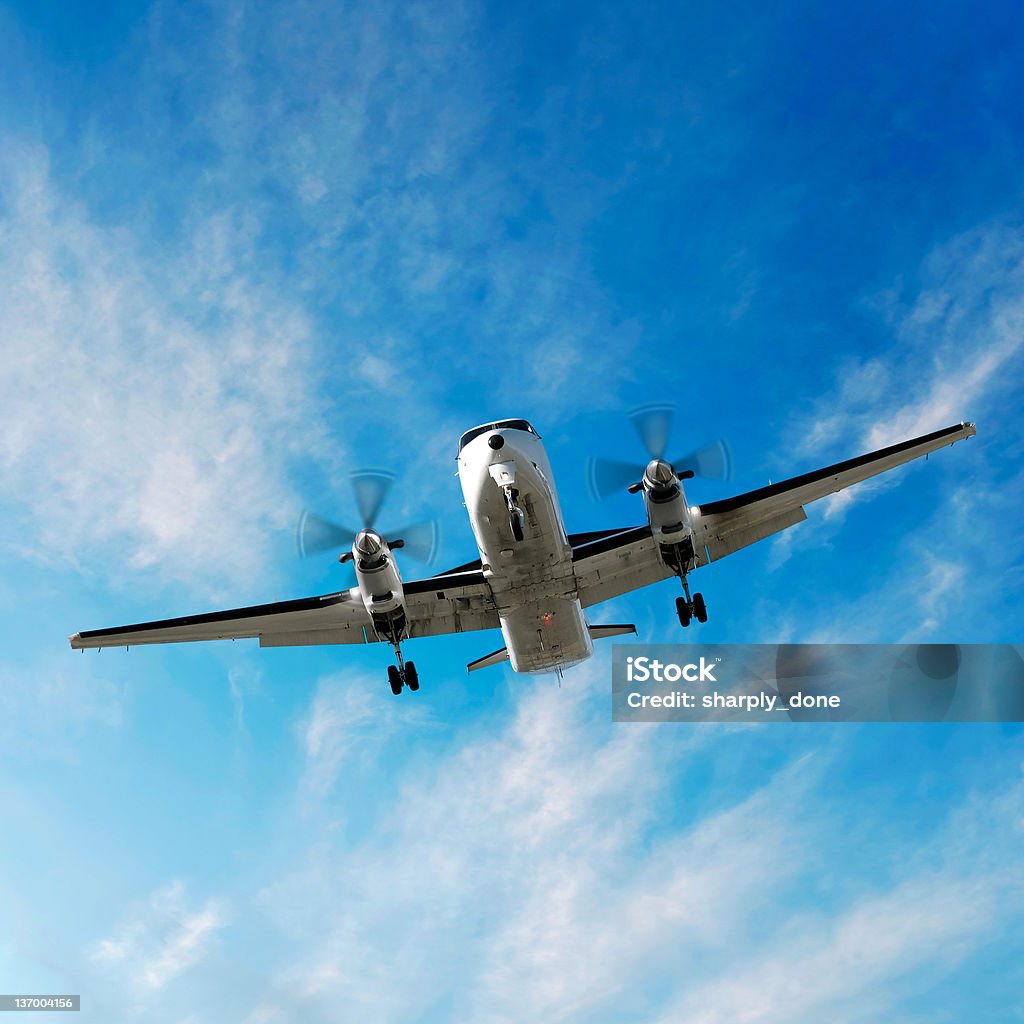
296 511 357 558
587 456 646 500
386 519 442 564
351 469 396 529
629 403 675 460
670 438 733 480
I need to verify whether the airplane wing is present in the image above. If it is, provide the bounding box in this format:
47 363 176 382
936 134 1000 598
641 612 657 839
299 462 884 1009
572 525 675 607
573 422 976 605
69 567 499 650
692 421 976 562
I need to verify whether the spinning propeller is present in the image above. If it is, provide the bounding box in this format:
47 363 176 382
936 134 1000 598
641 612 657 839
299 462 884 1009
586 403 733 500
296 469 441 567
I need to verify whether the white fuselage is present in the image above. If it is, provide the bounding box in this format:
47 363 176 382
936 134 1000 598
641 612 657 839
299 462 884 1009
457 424 593 673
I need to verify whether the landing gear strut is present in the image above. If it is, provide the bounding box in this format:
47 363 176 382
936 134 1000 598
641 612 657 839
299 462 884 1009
675 573 707 627
505 487 525 542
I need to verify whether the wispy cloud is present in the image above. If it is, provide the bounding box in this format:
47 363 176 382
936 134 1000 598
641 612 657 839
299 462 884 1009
793 218 1024 462
0 654 124 762
652 778 1024 1024
90 880 227 992
0 1 652 593
298 671 436 802
658 874 1003 1024
3 7 1022 1024
248 665 1024 1022
766 217 1024 589
0 142 333 594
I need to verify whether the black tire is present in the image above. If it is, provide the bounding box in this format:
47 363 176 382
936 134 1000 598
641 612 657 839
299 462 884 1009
510 511 525 542
388 664 403 695
676 596 691 628
405 661 419 691
693 592 707 624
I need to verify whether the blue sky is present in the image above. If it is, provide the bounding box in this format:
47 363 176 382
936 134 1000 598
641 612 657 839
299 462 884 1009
1 0 1023 1020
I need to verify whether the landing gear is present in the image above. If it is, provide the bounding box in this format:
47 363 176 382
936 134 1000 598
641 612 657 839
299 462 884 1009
387 643 420 695
510 510 525 542
675 574 708 627
388 664 403 695
405 661 419 691
505 487 525 542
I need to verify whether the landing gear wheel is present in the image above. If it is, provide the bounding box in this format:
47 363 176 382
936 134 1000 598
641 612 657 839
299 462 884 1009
693 592 707 624
387 664 403 695
510 510 525 542
676 596 691 628
405 661 419 691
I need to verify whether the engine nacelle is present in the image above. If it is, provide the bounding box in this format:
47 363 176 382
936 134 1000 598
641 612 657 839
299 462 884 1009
640 459 699 574
351 529 408 641
641 459 691 538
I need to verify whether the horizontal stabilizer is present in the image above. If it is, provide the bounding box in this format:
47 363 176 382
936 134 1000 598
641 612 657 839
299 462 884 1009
467 646 510 673
588 624 637 639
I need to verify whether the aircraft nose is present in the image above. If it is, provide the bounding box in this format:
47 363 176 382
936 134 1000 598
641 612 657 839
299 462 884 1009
646 458 675 485
355 529 384 556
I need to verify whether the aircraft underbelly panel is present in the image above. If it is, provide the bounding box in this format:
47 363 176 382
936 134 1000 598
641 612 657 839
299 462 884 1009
499 597 592 673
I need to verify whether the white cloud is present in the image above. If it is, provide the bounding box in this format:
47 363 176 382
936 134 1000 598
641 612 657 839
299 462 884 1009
241 664 1024 1023
20 652 1010 1024
90 880 227 992
767 217 1024 582
901 554 967 639
798 218 1024 462
0 0 655 604
0 142 334 594
652 778 1024 1024
659 874 1001 1024
0 654 125 762
298 672 435 802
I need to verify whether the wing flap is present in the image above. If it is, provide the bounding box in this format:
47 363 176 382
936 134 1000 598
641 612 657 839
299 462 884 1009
700 506 808 562
259 625 368 648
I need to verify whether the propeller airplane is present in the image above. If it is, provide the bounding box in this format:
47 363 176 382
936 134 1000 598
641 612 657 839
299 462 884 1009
70 411 977 695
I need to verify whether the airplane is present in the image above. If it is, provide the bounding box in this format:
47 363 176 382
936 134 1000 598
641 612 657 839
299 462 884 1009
69 416 977 694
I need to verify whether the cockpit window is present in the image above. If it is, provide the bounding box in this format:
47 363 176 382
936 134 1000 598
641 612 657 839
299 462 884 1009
458 419 538 452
